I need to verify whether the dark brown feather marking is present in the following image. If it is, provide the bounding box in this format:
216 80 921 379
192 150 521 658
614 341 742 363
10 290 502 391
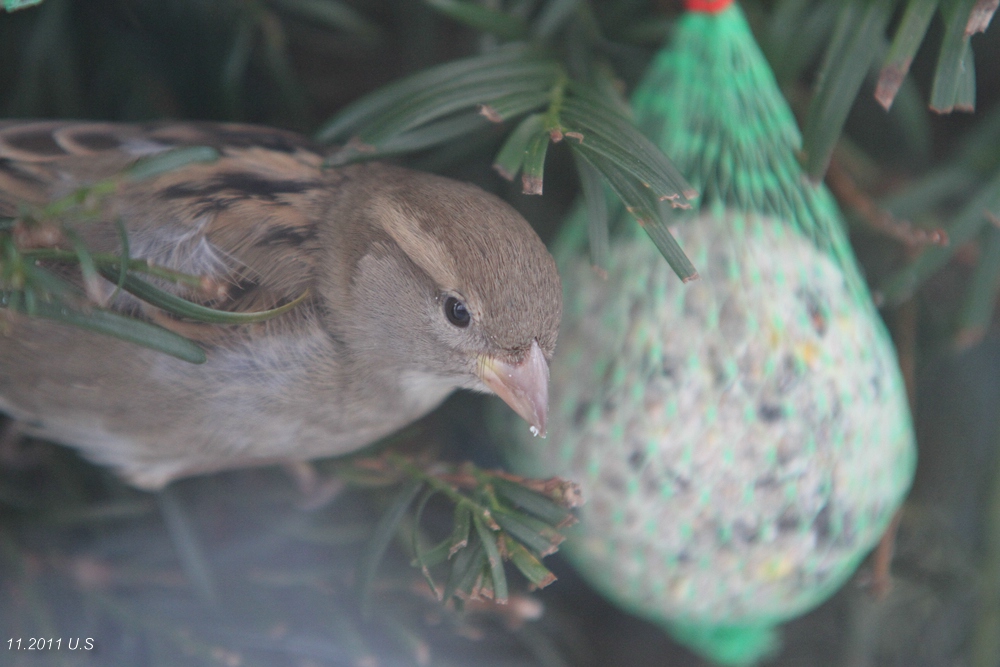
5 129 66 157
256 223 318 247
215 172 318 199
68 131 124 152
159 173 319 202
190 198 233 218
215 276 262 307
0 158 46 185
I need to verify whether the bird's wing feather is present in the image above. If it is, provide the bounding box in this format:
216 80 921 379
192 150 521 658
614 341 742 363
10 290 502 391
0 121 337 318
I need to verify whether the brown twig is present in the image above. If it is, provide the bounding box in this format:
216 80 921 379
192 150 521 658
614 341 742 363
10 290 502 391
826 159 948 248
865 510 903 599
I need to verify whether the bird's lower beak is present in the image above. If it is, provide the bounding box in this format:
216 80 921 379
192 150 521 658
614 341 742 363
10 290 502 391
478 339 549 437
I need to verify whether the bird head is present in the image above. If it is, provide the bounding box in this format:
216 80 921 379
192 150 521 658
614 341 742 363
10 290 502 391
322 163 562 436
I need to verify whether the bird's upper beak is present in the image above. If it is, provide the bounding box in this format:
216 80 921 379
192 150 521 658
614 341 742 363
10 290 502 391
478 339 549 437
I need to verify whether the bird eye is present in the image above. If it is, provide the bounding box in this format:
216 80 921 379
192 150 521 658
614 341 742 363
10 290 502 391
444 296 471 328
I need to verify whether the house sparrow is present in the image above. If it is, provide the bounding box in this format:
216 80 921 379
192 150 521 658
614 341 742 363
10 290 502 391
0 120 561 490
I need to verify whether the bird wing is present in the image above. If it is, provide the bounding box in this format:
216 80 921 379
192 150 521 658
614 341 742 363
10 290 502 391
0 121 335 323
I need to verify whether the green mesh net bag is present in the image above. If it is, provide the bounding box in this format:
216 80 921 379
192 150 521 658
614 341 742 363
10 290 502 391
500 2 916 664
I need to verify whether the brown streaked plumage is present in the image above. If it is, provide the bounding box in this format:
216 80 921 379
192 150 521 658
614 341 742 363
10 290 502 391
0 121 561 489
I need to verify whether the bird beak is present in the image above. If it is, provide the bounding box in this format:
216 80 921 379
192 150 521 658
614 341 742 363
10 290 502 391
478 339 549 437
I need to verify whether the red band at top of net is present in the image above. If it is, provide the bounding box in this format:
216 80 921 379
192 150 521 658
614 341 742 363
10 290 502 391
685 0 734 13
